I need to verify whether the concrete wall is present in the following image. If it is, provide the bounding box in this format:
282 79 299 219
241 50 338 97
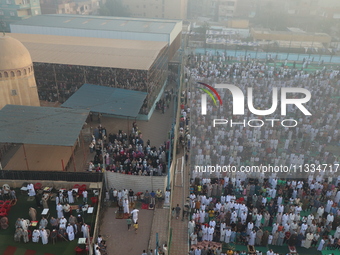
227 19 249 29
0 67 40 110
106 172 167 193
251 28 332 43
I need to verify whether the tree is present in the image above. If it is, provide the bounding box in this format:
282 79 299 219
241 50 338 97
98 0 130 17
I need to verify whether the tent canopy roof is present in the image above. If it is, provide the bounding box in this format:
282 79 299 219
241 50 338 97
0 105 88 146
61 84 147 118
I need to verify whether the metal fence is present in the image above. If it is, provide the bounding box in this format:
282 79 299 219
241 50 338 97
0 170 103 182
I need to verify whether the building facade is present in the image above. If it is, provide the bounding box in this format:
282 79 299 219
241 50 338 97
40 0 101 15
0 0 41 32
122 0 187 20
187 0 237 20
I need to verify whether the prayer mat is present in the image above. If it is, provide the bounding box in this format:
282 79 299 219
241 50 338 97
27 197 35 202
3 246 17 255
141 203 149 209
70 205 78 210
115 212 130 219
24 250 36 255
191 241 222 250
115 212 124 219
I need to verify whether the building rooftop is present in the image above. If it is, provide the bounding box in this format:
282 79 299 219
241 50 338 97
61 84 148 118
252 27 330 37
11 14 181 34
0 105 88 146
9 33 167 70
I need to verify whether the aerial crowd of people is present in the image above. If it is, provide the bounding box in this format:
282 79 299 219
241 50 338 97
183 52 340 255
88 123 169 176
32 63 167 115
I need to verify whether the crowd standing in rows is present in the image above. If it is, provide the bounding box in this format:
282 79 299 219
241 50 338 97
183 52 340 255
88 123 168 176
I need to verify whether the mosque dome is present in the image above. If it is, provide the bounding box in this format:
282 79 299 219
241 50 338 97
0 35 33 71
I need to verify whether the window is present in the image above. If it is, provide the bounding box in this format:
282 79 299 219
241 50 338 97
11 90 17 96
227 1 235 6
24 69 27 75
0 73 2 78
0 10 4 15
17 70 21 76
11 71 15 77
4 72 8 77
6 0 11 4
10 11 15 16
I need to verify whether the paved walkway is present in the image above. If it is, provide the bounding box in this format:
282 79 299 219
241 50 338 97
169 76 190 254
148 208 170 253
169 156 190 254
100 206 154 255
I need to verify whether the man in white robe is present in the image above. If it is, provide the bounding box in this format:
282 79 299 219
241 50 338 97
225 228 231 243
81 223 89 238
326 213 334 226
68 190 74 204
21 219 28 231
247 221 254 235
59 216 67 229
131 209 139 224
56 203 64 219
188 220 195 236
220 228 226 242
304 232 313 249
334 226 340 239
207 226 214 241
66 224 75 241
248 230 256 245
40 228 48 244
27 183 36 197
256 213 262 228
32 229 40 242
123 199 129 214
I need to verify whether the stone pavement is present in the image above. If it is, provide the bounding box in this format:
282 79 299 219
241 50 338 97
148 208 170 253
169 155 190 255
100 206 154 255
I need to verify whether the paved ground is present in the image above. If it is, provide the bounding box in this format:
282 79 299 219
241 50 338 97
149 208 170 253
100 206 154 255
